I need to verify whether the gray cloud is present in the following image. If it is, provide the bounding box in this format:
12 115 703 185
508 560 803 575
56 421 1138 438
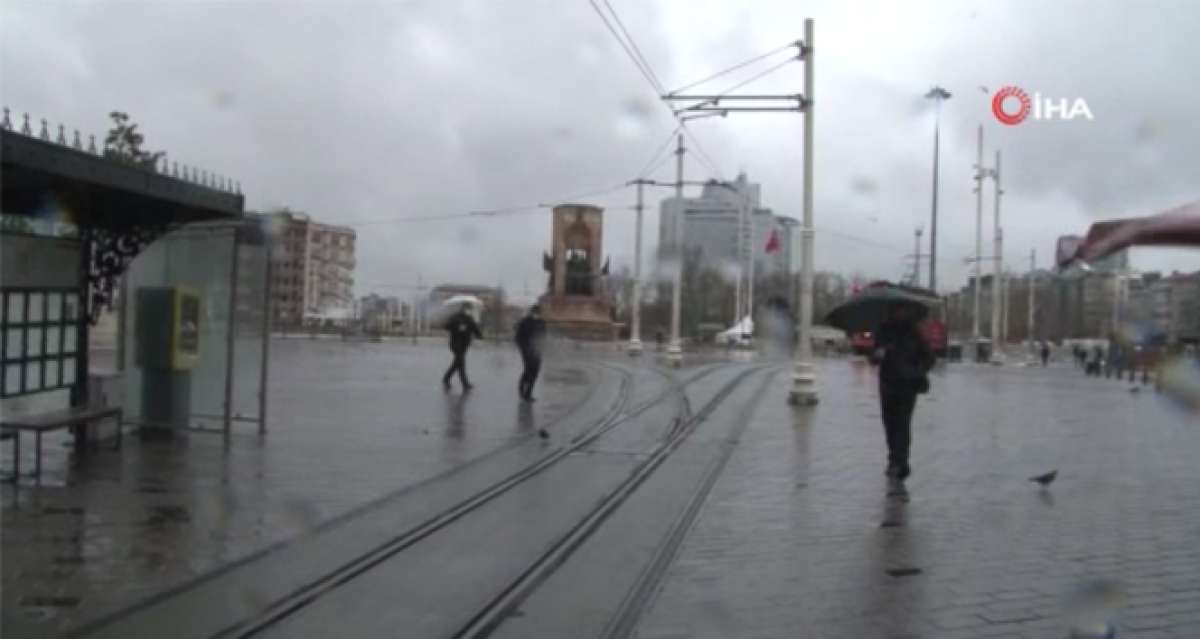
2 0 1196 300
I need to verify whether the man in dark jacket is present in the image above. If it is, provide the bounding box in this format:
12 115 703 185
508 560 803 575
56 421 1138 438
443 303 483 391
514 305 547 401
871 303 935 481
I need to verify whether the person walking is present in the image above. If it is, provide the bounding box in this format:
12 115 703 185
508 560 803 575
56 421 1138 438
514 305 547 401
1040 342 1051 367
443 302 482 391
871 303 935 482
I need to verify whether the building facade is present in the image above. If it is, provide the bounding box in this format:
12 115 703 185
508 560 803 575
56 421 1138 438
265 210 356 327
949 264 1200 346
658 172 793 278
357 294 403 332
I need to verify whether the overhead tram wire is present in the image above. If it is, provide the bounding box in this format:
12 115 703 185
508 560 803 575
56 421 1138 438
636 125 684 178
681 127 723 177
588 0 666 96
673 55 799 114
601 0 666 94
344 183 628 227
641 146 676 179
674 54 803 178
589 0 726 175
667 41 799 96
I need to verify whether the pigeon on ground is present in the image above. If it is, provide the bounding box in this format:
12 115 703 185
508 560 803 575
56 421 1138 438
1029 470 1058 486
537 428 550 440
1129 386 1141 394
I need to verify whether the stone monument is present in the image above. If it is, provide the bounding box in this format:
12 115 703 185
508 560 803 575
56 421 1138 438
540 203 616 340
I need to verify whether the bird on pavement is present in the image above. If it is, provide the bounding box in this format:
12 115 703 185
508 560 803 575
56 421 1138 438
1030 470 1058 486
1129 386 1141 394
537 428 550 440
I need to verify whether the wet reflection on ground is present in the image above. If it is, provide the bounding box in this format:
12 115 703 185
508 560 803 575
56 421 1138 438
1 339 594 634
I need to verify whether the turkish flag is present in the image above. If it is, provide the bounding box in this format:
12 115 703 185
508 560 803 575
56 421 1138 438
764 229 780 254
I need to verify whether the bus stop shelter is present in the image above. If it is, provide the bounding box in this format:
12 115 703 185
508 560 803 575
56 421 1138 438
1 111 267 455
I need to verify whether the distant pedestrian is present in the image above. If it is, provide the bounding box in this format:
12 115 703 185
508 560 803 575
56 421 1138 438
514 305 547 401
443 303 482 391
871 303 935 482
1088 344 1105 376
1040 342 1050 367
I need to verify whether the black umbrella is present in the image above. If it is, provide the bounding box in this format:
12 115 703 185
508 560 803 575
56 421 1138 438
825 284 939 334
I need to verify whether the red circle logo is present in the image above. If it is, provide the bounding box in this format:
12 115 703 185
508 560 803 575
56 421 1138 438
992 86 1031 125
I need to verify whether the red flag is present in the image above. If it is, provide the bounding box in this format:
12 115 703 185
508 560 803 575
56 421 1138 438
764 229 780 254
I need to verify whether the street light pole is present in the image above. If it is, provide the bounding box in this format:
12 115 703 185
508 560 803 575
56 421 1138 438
789 17 818 405
628 179 645 355
666 132 685 367
734 188 745 325
972 125 984 345
412 272 424 344
925 86 952 292
989 150 1003 360
1002 267 1010 345
747 206 757 328
911 227 924 285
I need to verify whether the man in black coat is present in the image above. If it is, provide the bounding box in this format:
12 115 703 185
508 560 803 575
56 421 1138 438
514 305 547 401
871 303 935 481
443 303 483 391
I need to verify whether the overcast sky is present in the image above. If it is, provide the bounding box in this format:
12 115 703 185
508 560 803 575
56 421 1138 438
3 0 1198 303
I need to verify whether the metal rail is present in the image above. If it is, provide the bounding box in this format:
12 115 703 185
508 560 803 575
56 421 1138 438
212 364 650 637
454 365 771 638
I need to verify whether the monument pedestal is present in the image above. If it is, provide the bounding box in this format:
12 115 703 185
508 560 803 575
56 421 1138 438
539 204 616 341
540 296 616 341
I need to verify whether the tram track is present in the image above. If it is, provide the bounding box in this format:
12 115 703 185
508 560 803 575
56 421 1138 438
451 364 771 638
210 361 741 639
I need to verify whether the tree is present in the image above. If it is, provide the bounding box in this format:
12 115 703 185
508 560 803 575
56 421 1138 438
680 248 741 337
103 111 164 170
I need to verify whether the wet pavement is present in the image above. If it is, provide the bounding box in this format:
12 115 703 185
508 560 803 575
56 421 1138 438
4 347 1198 638
632 360 1200 639
0 339 613 636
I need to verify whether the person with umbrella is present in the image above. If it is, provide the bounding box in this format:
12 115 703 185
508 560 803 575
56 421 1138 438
827 284 936 482
443 302 483 391
514 305 547 401
872 303 936 481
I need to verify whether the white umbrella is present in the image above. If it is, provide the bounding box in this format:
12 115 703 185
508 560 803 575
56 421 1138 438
441 294 484 309
438 295 485 323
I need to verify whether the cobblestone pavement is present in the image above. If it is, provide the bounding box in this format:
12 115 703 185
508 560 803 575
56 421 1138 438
634 359 1200 639
1 339 624 636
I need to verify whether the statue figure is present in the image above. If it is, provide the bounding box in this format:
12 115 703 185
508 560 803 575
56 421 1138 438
566 248 591 296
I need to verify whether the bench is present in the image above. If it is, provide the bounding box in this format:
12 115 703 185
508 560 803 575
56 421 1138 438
1 406 123 482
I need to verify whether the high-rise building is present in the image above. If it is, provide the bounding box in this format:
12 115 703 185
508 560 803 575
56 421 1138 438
658 172 793 278
264 210 356 327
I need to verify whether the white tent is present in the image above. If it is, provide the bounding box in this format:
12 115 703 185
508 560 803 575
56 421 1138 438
715 316 754 345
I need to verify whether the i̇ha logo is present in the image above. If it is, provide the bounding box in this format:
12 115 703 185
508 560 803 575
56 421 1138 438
991 85 1093 125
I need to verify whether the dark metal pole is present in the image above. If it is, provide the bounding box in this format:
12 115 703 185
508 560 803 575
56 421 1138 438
73 230 91 408
259 241 272 436
929 110 940 291
923 86 951 292
223 228 240 442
